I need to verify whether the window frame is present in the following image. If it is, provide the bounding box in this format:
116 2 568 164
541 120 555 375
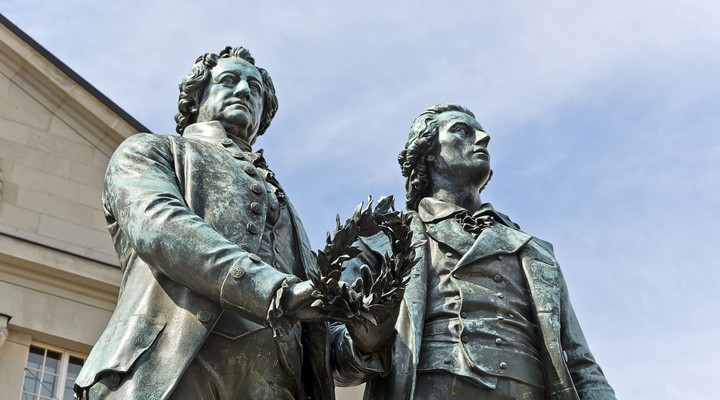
21 341 86 400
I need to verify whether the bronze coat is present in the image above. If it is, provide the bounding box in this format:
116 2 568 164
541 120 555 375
75 125 335 400
336 210 615 400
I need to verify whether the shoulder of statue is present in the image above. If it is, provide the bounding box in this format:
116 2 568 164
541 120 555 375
125 132 184 151
492 209 522 230
113 132 174 157
492 210 554 254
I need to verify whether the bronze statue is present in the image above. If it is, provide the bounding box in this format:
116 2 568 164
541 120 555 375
73 46 401 400
333 104 616 399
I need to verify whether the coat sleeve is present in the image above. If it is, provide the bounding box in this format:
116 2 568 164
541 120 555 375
329 233 394 386
104 134 296 324
558 266 617 399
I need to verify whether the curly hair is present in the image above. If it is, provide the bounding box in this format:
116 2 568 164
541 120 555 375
174 46 279 136
398 104 491 211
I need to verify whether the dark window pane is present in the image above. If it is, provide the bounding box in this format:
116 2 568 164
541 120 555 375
66 356 84 379
43 350 61 373
27 347 45 371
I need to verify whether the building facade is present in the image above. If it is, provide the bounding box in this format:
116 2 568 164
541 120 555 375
0 14 145 400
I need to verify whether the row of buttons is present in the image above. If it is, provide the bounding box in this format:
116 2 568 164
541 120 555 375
221 138 247 161
453 253 511 373
450 254 507 282
222 138 281 217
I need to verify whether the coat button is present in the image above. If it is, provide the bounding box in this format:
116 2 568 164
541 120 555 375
251 183 263 194
496 292 504 299
445 252 454 258
230 267 244 279
499 362 507 369
250 202 262 213
497 315 504 321
107 372 121 388
244 165 257 175
221 138 233 146
460 312 468 318
197 311 212 323
443 358 452 365
494 275 503 282
248 254 261 263
461 336 469 343
495 338 503 345
247 223 259 234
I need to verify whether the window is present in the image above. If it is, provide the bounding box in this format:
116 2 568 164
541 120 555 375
21 344 85 400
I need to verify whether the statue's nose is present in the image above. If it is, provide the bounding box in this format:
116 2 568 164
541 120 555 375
233 80 250 96
475 131 490 147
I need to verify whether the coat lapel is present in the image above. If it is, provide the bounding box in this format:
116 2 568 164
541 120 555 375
425 218 474 255
454 223 531 270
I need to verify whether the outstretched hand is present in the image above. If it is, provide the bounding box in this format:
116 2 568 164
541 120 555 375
345 265 404 353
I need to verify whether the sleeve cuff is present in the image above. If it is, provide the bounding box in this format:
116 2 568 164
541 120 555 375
219 252 294 325
267 277 302 342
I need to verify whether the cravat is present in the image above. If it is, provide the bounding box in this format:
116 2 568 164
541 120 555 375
454 209 494 236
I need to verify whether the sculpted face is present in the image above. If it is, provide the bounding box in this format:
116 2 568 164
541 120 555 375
431 111 491 188
197 57 264 144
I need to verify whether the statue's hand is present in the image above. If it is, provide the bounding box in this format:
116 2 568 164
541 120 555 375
345 298 402 354
280 280 356 323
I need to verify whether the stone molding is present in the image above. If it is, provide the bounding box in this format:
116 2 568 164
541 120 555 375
0 313 9 348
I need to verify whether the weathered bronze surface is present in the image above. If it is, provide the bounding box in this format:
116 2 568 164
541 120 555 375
73 46 404 400
332 104 617 399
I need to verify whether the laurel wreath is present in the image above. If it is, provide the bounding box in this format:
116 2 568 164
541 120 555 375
307 195 424 325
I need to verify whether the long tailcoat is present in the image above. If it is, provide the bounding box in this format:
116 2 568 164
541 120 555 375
336 211 615 400
74 123 335 400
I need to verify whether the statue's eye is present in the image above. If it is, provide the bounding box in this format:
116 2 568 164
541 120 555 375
249 81 263 94
219 75 237 85
454 124 470 136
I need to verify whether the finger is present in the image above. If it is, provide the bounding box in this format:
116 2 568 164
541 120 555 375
360 264 372 294
350 277 364 293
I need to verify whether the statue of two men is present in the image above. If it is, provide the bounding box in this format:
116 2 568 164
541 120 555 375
74 46 615 400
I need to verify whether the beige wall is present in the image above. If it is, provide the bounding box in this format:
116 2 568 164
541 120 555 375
0 44 117 266
0 17 129 399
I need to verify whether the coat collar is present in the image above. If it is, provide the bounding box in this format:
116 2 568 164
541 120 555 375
419 198 531 268
417 197 498 223
182 121 252 151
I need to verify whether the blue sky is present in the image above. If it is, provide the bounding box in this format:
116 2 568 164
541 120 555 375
3 1 720 398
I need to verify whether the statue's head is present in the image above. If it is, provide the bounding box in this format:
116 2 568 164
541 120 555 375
398 104 492 210
175 46 278 145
